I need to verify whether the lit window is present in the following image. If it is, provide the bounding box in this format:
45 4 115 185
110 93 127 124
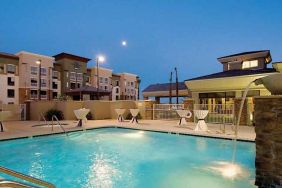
242 60 258 69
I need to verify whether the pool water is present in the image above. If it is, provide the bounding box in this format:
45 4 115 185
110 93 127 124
0 128 255 188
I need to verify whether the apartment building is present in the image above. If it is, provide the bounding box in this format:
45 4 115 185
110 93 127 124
53 53 90 98
16 51 59 103
118 73 139 100
0 52 19 104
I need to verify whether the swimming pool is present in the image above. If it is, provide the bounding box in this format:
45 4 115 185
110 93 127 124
0 128 255 188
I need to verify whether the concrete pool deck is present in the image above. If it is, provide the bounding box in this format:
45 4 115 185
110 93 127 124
0 119 255 142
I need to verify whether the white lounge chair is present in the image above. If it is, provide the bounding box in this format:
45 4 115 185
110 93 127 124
176 110 192 125
130 109 140 124
115 108 126 122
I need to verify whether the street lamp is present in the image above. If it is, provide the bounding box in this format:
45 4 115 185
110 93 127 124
169 71 173 104
175 67 179 104
96 55 105 100
36 60 42 100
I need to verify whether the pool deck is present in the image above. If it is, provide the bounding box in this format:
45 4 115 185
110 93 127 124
0 119 255 142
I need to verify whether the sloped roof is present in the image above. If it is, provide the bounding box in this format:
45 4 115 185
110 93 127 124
186 68 277 81
0 52 19 60
53 52 91 62
142 82 187 92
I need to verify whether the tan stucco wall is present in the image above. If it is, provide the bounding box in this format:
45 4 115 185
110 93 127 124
29 100 148 120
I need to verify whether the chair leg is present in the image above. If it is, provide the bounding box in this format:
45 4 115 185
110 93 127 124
179 118 182 125
0 121 3 132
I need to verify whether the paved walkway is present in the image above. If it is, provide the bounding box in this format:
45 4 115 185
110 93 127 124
0 119 255 141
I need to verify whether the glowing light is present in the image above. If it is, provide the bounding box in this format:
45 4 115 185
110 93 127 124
121 40 127 46
207 161 249 179
35 60 41 65
123 131 144 138
97 55 105 63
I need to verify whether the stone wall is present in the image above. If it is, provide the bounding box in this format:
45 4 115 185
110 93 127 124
254 96 282 187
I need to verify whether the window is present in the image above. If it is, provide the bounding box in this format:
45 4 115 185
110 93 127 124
77 73 83 81
116 96 119 100
53 92 58 99
7 89 15 98
70 83 76 89
104 86 108 91
70 72 76 81
77 83 81 88
7 64 16 74
242 60 258 69
40 91 47 98
86 76 90 83
7 77 15 86
31 66 38 75
53 71 59 79
31 78 37 87
105 78 108 84
116 80 119 86
0 65 4 73
41 79 47 87
131 82 134 87
40 67 47 76
99 77 103 83
116 88 119 94
52 82 58 89
30 90 37 99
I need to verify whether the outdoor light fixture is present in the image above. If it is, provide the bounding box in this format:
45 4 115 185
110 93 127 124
96 55 106 100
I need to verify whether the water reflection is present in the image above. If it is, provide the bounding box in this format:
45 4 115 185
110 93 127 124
29 152 45 180
84 154 119 188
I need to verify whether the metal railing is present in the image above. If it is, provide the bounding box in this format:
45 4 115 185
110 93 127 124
153 104 185 120
0 166 55 188
51 115 67 135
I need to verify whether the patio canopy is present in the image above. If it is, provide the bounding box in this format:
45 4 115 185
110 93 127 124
65 86 111 100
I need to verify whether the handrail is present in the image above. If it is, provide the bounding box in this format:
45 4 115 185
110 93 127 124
51 115 67 135
0 180 33 188
0 166 55 188
39 113 49 127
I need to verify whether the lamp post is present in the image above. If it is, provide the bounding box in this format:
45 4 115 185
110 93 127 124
175 67 179 104
36 60 42 100
96 55 105 100
169 71 173 104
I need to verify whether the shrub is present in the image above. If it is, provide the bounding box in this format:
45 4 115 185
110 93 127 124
125 112 142 120
45 109 64 121
86 111 93 120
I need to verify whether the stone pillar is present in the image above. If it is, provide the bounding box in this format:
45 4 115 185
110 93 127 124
234 98 248 125
254 96 282 187
183 98 194 122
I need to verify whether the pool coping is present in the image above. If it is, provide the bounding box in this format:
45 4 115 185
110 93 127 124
0 125 255 143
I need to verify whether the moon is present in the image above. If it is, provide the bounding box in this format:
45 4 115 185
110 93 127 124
121 40 127 46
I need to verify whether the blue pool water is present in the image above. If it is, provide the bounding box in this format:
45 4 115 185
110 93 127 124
0 128 255 188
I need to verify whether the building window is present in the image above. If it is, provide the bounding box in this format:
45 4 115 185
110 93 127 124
40 91 47 99
30 90 38 99
53 92 58 99
7 89 15 98
99 77 103 83
116 96 119 100
116 88 119 94
52 82 58 89
116 80 119 86
77 73 83 81
7 77 15 86
70 83 76 89
41 67 47 76
105 78 108 84
104 86 108 91
70 72 76 81
77 83 81 88
86 76 90 83
131 82 134 87
242 60 258 69
31 66 38 75
41 79 47 87
31 78 38 87
7 64 16 74
53 71 59 79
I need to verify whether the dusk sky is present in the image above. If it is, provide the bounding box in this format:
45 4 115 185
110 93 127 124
1 0 282 91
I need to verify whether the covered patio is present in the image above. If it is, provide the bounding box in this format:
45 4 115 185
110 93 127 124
65 86 111 100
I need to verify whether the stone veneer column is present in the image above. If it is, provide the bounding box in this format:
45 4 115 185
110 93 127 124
144 100 157 120
183 98 194 122
234 98 248 125
254 96 282 187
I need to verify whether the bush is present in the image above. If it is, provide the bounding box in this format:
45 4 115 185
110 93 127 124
86 111 93 120
45 109 64 121
125 112 142 120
